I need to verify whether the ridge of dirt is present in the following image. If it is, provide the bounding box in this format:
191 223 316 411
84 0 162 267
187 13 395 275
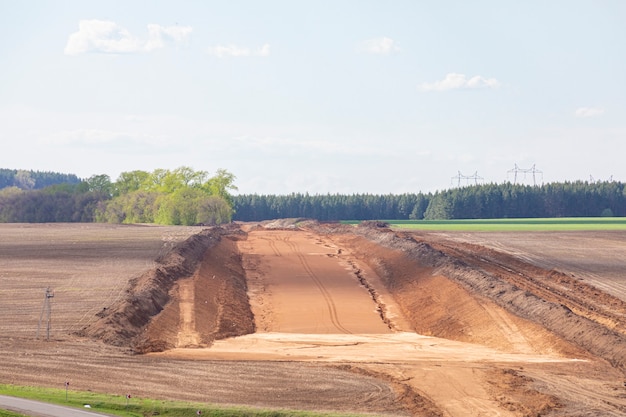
333 364 444 417
135 233 255 353
485 368 563 416
420 234 626 335
77 224 254 352
339 222 626 370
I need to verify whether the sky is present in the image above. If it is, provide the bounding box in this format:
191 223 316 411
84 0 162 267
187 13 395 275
1 1 625 195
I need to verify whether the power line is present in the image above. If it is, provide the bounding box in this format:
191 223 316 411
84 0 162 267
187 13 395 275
451 171 484 187
589 174 614 183
507 164 543 186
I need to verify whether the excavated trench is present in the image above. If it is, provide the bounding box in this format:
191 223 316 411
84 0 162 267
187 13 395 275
79 221 626 372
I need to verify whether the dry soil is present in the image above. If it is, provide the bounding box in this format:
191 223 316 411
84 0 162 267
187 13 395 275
2 221 626 416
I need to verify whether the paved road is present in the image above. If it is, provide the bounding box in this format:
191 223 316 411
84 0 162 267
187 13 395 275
0 395 112 417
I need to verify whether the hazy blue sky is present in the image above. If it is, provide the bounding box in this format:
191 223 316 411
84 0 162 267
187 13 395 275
1 1 624 194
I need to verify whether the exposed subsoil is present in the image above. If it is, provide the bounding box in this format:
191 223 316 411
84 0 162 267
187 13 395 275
3 222 626 416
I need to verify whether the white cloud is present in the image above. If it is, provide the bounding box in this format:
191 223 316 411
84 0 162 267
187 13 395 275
64 20 192 55
418 73 501 92
145 24 193 51
207 43 270 58
575 107 604 118
359 37 400 55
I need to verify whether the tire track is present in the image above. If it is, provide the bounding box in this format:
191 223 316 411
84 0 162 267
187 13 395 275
280 235 352 334
260 236 282 257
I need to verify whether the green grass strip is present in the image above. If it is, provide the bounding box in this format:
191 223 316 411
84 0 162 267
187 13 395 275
0 384 368 417
0 411 28 417
343 217 626 232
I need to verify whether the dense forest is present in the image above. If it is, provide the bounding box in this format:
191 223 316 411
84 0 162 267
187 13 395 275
232 181 626 221
0 168 624 223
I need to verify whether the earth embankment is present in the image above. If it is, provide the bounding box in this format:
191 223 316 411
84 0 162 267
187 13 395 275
78 225 255 352
343 222 626 368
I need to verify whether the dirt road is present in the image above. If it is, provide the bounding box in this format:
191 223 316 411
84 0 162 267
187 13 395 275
240 229 403 334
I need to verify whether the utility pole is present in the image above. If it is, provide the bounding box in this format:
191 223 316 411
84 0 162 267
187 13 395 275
37 287 54 341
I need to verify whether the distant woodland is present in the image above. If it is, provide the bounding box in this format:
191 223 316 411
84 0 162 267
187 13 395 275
233 181 626 221
0 168 624 224
0 167 236 225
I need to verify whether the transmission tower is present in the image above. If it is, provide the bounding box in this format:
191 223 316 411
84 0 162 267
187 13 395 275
37 287 54 341
591 175 614 183
451 171 484 187
507 164 543 186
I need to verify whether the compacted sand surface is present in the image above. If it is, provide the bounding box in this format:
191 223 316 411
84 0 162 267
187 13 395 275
2 222 626 416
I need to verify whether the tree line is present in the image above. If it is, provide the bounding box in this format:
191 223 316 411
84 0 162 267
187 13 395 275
0 169 80 190
0 167 624 223
232 193 429 221
0 167 237 225
421 181 625 220
232 181 626 221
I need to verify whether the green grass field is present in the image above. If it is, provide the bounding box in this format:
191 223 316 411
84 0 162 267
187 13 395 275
343 217 626 231
0 384 369 417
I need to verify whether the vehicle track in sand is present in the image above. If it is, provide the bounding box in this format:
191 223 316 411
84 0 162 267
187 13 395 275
241 229 394 334
281 234 352 334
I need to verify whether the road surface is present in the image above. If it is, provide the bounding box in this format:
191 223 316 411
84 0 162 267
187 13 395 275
0 395 112 417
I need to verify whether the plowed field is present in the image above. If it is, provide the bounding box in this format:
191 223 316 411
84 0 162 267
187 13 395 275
2 222 626 416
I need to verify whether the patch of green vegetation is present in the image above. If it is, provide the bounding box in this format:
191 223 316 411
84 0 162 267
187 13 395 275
0 384 368 417
0 411 28 417
342 217 626 231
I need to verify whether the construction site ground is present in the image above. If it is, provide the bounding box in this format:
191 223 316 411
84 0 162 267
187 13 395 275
1 222 626 416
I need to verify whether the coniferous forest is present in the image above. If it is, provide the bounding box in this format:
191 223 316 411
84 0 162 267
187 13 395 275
0 168 624 224
232 181 626 221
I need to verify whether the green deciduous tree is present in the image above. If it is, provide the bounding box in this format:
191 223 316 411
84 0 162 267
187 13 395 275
203 168 238 207
102 167 237 225
85 174 113 195
114 170 150 196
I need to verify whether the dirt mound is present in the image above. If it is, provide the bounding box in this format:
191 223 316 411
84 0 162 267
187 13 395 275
258 218 315 229
78 225 254 352
339 222 626 369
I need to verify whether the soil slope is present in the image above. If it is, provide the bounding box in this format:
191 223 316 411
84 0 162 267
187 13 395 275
79 225 255 352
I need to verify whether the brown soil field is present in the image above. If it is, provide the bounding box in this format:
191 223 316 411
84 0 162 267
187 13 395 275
2 221 626 416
